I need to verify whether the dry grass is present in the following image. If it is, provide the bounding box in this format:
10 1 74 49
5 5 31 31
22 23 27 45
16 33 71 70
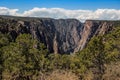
38 70 79 80
46 70 79 80
102 62 120 80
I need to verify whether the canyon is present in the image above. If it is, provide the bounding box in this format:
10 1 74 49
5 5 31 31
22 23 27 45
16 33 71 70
0 15 119 54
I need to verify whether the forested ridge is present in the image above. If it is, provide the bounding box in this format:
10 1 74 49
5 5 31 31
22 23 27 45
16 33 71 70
0 17 120 80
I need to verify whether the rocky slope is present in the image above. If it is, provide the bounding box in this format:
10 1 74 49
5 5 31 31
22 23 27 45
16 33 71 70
0 15 120 54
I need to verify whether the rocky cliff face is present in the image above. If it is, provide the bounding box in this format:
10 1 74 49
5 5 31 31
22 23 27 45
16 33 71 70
0 16 119 54
74 20 115 52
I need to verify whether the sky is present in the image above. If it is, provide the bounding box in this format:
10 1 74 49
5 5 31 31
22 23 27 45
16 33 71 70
0 0 120 21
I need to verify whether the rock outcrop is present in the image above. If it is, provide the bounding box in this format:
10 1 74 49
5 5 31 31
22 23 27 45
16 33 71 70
74 20 115 52
0 15 119 54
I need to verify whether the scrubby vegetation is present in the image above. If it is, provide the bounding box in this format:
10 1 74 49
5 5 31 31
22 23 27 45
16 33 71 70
0 24 120 80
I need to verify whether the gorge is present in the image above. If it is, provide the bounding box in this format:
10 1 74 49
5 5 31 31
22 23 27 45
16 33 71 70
0 15 119 54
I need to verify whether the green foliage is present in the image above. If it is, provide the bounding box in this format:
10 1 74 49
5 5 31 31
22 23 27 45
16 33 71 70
0 25 120 79
103 27 120 62
76 26 120 79
79 26 120 64
0 34 48 79
0 33 10 48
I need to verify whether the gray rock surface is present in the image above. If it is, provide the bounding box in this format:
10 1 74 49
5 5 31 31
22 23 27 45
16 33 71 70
0 16 119 54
